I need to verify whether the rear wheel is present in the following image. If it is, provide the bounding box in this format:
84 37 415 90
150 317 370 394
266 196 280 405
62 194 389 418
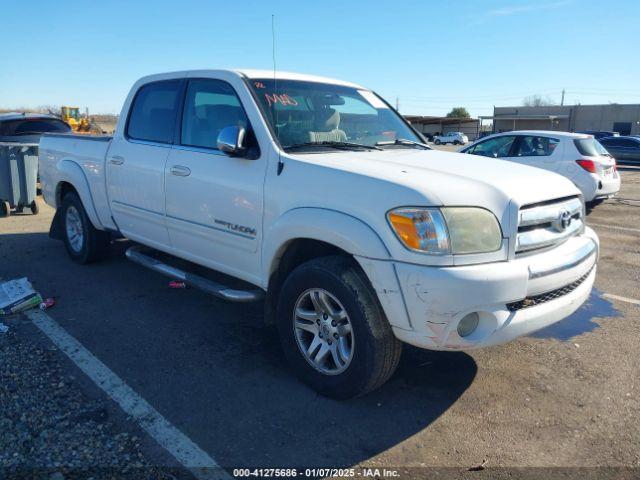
0 201 10 217
30 200 39 215
61 192 110 264
434 139 441 145
277 256 402 399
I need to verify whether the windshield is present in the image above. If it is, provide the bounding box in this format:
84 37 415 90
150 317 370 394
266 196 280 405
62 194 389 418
574 138 609 157
248 79 422 151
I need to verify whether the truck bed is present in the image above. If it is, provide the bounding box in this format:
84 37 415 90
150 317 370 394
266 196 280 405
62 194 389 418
38 132 115 230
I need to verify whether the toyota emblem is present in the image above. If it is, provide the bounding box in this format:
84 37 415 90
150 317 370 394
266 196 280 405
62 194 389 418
557 209 572 231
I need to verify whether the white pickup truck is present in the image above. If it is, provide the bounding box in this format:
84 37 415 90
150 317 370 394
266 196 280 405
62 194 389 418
39 70 598 398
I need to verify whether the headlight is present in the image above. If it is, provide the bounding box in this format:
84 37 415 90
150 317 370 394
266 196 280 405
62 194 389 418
441 207 502 254
387 208 450 254
387 207 502 255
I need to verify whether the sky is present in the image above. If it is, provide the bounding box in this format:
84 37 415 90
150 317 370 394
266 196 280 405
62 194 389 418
1 0 638 117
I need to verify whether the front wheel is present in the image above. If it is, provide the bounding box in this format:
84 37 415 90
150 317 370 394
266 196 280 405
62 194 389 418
30 200 39 215
453 140 461 145
277 256 402 399
61 192 110 264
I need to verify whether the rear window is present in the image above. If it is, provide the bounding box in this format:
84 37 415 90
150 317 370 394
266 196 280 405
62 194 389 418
574 138 608 157
0 118 71 136
126 80 182 144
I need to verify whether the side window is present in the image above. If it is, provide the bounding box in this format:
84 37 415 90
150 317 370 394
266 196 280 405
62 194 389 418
127 80 182 144
620 139 639 148
468 136 516 158
181 79 249 150
514 136 559 157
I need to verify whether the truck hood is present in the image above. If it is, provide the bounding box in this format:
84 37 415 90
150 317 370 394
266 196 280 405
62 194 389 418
288 148 580 208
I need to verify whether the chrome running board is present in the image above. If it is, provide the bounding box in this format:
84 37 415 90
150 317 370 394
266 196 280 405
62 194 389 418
125 245 264 303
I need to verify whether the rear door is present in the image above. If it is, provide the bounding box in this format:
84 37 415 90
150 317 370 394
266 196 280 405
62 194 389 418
106 79 183 249
164 77 267 284
507 135 562 173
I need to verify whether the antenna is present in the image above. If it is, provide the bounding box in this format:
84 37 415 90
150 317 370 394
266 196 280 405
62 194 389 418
272 14 284 175
272 14 277 81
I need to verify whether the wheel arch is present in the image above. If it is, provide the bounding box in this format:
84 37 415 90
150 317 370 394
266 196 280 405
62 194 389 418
261 208 392 324
263 208 390 282
55 159 103 230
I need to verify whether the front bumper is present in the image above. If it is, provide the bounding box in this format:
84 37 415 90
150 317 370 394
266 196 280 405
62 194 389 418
359 228 599 351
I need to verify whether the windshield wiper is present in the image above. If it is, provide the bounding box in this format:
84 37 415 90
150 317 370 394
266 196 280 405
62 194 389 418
285 141 382 151
375 138 431 150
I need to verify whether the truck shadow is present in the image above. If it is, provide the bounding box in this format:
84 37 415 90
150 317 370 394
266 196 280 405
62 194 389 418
1 233 477 470
105 241 478 469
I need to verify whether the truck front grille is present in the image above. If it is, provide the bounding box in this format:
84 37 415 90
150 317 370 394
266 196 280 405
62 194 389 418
516 196 583 254
506 266 593 312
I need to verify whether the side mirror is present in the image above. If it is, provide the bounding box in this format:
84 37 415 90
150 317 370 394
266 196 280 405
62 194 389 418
217 126 247 156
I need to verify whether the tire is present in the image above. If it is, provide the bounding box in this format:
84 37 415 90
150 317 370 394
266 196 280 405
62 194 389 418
60 192 110 264
434 139 441 145
0 201 10 217
276 256 402 399
454 140 461 145
30 200 39 215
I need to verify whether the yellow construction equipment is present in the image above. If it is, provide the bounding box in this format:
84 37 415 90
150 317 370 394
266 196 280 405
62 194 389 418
60 106 101 133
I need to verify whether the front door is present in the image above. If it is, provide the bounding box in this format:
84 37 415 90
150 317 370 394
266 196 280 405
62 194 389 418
107 79 183 250
164 78 267 285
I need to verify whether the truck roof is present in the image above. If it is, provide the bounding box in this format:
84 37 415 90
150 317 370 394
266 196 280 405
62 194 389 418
234 69 365 89
135 69 366 90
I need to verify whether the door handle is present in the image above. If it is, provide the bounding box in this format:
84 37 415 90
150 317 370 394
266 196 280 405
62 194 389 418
170 165 191 177
109 156 125 165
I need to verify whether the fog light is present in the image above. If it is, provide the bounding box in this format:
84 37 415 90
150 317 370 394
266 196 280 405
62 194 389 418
457 312 479 338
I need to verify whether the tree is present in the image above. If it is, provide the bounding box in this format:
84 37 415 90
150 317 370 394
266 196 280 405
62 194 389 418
446 107 470 118
523 95 556 107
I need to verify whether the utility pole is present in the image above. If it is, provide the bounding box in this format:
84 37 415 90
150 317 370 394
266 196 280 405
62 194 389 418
396 97 399 112
560 89 565 106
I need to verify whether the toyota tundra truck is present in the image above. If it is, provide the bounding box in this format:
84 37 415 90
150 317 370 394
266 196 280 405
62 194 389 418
38 70 599 398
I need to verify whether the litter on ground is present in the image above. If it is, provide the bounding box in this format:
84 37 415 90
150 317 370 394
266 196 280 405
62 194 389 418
0 277 43 315
39 297 56 310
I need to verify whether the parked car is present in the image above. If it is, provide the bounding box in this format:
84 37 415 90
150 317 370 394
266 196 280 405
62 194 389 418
421 132 435 142
598 136 640 165
0 112 70 143
39 70 598 398
434 131 468 145
461 131 620 204
575 130 619 140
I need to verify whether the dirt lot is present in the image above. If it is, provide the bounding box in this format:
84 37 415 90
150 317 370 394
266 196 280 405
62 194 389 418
1 168 639 479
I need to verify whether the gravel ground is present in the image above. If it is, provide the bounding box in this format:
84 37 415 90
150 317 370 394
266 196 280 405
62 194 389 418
0 317 185 480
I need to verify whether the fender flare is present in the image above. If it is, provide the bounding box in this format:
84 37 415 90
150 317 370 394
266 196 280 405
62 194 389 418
55 159 104 230
263 207 391 283
262 208 412 330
